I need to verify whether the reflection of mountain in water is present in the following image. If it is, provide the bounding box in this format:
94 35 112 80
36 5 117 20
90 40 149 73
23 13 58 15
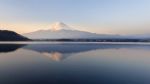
24 44 108 54
23 43 150 61
42 52 63 62
0 44 25 53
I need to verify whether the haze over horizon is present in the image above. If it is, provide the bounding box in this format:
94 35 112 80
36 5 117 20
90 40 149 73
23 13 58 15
0 0 150 35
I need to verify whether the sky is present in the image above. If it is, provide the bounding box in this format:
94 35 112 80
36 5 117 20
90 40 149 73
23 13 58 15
0 0 150 35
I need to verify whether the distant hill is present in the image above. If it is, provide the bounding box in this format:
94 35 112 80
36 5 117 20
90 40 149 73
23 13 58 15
0 30 30 41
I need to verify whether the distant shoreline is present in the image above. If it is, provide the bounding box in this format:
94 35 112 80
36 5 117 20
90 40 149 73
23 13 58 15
0 38 150 42
0 41 150 45
32 38 150 42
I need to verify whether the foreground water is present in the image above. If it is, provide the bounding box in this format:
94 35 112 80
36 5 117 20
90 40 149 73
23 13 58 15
0 42 150 84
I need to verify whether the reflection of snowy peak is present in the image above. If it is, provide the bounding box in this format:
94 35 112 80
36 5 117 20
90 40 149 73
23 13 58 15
23 22 121 39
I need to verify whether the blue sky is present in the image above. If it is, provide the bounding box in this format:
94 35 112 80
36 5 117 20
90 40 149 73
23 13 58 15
0 0 150 34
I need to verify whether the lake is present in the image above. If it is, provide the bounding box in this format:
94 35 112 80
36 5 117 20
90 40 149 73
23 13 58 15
0 42 150 84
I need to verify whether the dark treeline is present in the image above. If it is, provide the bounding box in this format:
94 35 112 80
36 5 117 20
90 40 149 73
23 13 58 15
34 38 150 42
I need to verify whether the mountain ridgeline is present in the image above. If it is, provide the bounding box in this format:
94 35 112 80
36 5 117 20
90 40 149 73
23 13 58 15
0 30 30 41
23 22 122 39
23 22 150 42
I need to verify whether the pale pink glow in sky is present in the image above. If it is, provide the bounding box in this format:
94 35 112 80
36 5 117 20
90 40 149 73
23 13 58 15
0 22 150 35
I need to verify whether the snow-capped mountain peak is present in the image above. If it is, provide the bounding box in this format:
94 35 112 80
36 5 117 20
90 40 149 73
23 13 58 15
50 22 74 31
23 22 122 39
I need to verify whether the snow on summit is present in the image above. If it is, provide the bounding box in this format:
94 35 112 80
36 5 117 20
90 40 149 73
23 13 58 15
50 22 74 31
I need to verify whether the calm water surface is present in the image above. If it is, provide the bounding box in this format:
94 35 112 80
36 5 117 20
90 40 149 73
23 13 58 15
0 42 150 84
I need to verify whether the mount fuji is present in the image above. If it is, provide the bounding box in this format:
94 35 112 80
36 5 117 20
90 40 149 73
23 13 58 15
23 22 122 39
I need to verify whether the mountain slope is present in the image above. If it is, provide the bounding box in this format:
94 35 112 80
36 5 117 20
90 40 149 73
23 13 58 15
23 22 121 39
24 29 122 39
0 30 30 41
